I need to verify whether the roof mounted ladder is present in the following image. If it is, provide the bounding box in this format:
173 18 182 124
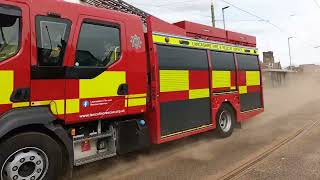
80 0 150 23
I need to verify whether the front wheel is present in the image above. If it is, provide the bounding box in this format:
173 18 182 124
0 132 63 180
216 104 235 138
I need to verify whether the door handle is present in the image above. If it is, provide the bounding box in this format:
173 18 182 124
117 84 129 95
10 88 30 102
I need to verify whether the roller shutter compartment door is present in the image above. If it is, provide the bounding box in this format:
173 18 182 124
157 45 211 137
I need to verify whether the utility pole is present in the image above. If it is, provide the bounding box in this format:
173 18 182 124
288 37 293 69
222 6 230 30
211 0 216 27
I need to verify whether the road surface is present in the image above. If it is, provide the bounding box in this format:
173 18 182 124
72 76 320 180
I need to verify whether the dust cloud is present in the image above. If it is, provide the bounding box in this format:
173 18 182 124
262 73 320 120
72 72 320 180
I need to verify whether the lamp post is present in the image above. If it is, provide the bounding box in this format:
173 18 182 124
288 37 294 69
222 6 230 30
211 0 216 27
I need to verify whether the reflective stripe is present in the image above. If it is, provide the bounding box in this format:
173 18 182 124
239 86 248 94
66 99 80 114
212 71 231 88
0 71 13 105
12 102 29 108
189 88 210 99
160 70 189 92
153 34 258 55
231 86 236 90
126 93 146 98
80 71 126 99
31 100 65 115
246 71 261 86
127 98 146 107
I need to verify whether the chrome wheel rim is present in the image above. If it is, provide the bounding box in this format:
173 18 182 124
219 111 232 133
1 147 49 180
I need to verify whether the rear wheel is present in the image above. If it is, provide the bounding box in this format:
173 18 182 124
216 104 235 138
0 132 63 180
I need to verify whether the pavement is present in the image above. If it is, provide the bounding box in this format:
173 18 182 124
72 76 320 180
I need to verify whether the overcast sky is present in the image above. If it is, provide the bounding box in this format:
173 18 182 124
124 0 320 67
68 0 320 66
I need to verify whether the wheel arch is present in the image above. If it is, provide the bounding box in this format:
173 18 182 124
219 102 237 117
218 101 242 129
0 107 73 178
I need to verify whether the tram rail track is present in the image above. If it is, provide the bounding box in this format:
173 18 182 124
218 118 320 180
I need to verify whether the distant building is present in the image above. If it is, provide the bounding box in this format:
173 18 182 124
262 51 282 69
298 64 320 73
263 51 274 64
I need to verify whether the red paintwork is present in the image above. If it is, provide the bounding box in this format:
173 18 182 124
189 70 210 89
174 21 256 47
231 71 236 87
159 91 189 103
174 21 227 43
77 97 127 122
247 85 261 93
147 16 186 36
238 71 247 86
0 0 263 146
30 80 65 101
0 104 13 114
227 31 256 47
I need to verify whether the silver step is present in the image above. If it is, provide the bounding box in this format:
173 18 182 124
74 152 116 166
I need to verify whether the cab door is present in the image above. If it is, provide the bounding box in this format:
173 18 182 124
0 2 30 113
30 15 72 120
65 15 128 124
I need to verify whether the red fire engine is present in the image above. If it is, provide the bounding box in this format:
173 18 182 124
0 0 264 179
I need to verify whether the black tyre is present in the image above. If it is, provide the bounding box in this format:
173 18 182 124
0 132 63 180
215 104 235 138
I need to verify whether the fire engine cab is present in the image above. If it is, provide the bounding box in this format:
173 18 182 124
0 0 264 179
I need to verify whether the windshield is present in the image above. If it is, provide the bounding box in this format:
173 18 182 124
0 13 20 62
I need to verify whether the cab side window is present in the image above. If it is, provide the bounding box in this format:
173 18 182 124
0 5 21 62
75 21 121 67
36 16 71 66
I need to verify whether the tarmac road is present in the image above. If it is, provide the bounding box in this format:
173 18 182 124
72 76 320 180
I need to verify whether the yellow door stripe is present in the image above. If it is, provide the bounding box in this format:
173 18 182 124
189 88 210 99
160 70 189 92
127 98 146 107
0 71 14 105
50 100 65 115
66 99 80 114
212 71 231 88
246 71 261 86
239 86 248 94
80 71 126 99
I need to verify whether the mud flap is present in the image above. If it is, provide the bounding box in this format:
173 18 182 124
115 119 150 155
